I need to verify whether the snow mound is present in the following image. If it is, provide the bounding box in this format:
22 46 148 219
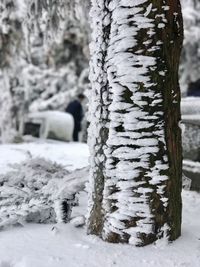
70 215 86 227
0 158 89 230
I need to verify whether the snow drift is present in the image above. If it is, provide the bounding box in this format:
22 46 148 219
0 157 89 230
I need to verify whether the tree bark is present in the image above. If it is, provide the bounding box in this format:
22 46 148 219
88 0 183 246
87 0 111 235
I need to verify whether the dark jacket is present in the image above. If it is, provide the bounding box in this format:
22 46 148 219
65 100 83 131
188 79 200 97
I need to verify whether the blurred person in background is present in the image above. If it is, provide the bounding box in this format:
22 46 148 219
65 93 85 141
187 79 200 97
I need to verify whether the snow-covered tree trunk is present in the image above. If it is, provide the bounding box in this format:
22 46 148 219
88 0 183 246
87 0 111 234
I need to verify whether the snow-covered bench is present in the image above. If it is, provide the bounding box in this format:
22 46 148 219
24 111 74 142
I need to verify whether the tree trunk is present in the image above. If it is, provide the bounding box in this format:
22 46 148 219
87 0 111 235
88 0 183 246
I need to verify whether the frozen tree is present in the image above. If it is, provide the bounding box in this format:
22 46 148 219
0 0 184 247
0 0 90 142
0 0 27 142
27 19 90 113
87 0 183 246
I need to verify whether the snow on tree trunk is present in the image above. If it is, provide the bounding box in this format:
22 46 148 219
87 0 111 234
88 0 183 246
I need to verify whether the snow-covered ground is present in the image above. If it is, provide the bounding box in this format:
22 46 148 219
0 141 200 267
0 140 89 174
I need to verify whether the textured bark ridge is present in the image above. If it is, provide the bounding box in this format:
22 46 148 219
88 0 183 246
87 0 111 235
162 0 183 242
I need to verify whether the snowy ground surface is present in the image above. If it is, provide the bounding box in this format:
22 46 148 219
0 141 200 267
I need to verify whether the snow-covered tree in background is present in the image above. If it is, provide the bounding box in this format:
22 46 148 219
25 0 90 113
0 0 199 141
27 20 90 113
87 0 183 246
180 0 200 94
0 0 26 141
0 0 90 142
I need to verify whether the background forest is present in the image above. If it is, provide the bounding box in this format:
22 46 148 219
0 0 199 142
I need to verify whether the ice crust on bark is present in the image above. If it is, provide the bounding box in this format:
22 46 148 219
88 0 176 245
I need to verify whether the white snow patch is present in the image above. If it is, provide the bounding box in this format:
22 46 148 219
0 143 200 266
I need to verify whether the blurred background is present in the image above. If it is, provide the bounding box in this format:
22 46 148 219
0 0 199 187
